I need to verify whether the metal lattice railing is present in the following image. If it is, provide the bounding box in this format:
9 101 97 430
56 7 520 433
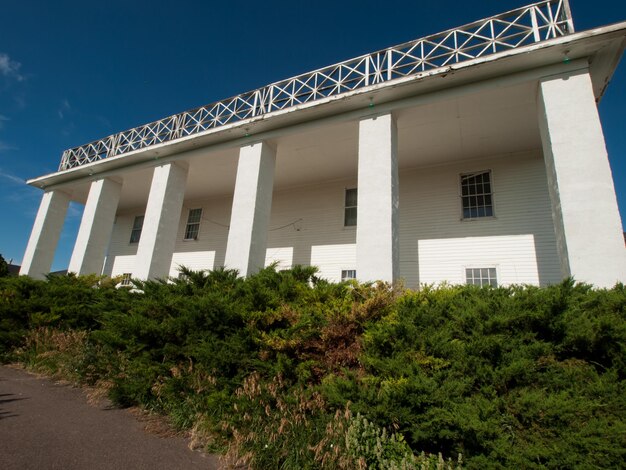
59 0 573 170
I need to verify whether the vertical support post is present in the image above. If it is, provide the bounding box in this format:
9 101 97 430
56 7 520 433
68 178 122 275
224 141 276 277
530 7 541 42
356 113 399 283
133 162 188 280
538 69 625 287
562 0 575 33
20 189 71 279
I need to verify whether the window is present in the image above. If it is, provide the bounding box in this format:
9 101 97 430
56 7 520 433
344 188 357 226
184 208 202 240
120 273 132 287
129 215 144 243
460 171 493 219
466 267 497 287
341 269 356 281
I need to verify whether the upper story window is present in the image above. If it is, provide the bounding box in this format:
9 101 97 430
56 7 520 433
129 215 144 243
344 188 357 226
184 208 202 240
460 171 493 219
466 267 498 287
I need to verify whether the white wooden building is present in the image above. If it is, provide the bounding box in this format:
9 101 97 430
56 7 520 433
20 1 626 288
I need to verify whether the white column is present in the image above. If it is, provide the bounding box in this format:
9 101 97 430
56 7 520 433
133 162 188 280
68 178 122 275
356 113 399 283
538 70 626 287
20 189 71 279
224 141 276 277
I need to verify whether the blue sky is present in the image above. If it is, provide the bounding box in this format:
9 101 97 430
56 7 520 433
0 0 624 271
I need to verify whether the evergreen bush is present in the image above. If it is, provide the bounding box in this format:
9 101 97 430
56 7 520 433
1 269 624 468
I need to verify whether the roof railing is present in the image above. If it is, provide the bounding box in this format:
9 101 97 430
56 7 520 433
59 0 573 170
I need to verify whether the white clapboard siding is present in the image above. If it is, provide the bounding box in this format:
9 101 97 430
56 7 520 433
169 251 216 278
399 151 560 286
107 254 137 278
104 150 560 287
103 213 140 277
418 235 539 285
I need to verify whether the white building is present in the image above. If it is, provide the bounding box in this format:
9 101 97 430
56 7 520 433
20 1 626 288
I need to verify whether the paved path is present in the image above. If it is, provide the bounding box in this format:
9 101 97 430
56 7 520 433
0 365 220 470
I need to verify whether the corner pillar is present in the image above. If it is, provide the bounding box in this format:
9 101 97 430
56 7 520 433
224 141 276 277
133 162 188 280
68 178 122 275
538 70 626 287
356 113 399 283
20 189 71 279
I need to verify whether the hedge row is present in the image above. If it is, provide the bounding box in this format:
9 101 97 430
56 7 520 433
1 269 624 469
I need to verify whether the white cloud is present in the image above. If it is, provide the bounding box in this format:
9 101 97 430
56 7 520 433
58 99 71 119
0 140 17 153
0 53 23 81
0 168 24 184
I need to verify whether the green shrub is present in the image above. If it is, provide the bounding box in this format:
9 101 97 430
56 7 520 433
2 271 625 469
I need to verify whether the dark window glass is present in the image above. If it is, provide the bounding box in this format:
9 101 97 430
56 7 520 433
344 188 357 226
184 208 202 240
461 171 494 219
129 215 144 243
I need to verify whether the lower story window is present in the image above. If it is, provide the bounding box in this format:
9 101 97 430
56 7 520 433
341 269 356 281
466 267 497 287
120 273 132 287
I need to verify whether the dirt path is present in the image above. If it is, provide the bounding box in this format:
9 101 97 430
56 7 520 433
0 365 220 470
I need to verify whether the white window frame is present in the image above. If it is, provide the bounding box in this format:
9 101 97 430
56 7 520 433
460 170 494 220
184 208 202 241
465 266 498 287
129 215 144 244
344 188 357 227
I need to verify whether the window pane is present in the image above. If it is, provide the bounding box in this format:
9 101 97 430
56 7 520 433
132 215 144 230
461 171 493 219
130 215 144 243
185 223 200 240
345 188 358 207
466 267 497 287
344 207 357 226
187 208 202 224
184 208 202 239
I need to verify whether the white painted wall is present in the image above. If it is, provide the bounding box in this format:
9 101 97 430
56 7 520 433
225 142 276 276
418 235 539 285
68 178 121 275
538 70 626 287
104 150 560 287
399 151 561 287
20 190 71 279
357 113 399 283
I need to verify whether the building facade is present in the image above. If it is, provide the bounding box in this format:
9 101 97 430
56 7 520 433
20 1 626 288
